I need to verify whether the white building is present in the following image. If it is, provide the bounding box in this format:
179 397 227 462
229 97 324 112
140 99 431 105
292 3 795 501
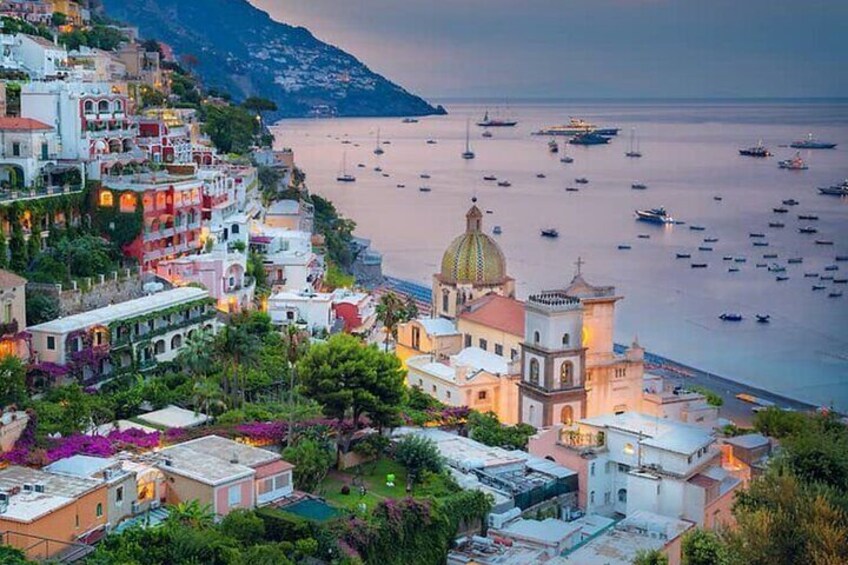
642 374 719 429
28 287 216 383
155 250 255 313
267 289 336 335
249 224 322 292
0 116 62 190
8 33 68 79
529 413 741 529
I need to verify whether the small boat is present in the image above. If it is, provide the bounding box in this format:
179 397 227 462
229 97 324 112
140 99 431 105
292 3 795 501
631 182 647 190
804 272 819 278
626 128 643 158
575 177 589 184
756 315 771 323
787 258 803 264
735 257 747 263
570 132 611 145
773 207 789 213
483 175 497 181
560 146 574 163
548 139 559 153
790 133 837 150
374 167 383 172
824 265 839 272
636 207 675 224
763 253 778 259
537 173 547 178
834 279 848 284
778 152 808 170
799 226 818 234
336 174 356 183
739 140 772 157
798 214 819 221
492 226 502 235
373 128 385 155
723 256 733 261
812 284 826 290
486 210 493 214
426 139 437 145
462 119 475 160
618 244 632 250
753 241 769 247
482 130 493 138
565 187 580 192
357 163 365 168
776 276 789 281
818 182 848 196
541 229 559 238
729 267 740 273
497 180 512 187
676 253 691 259
396 184 406 188
420 173 431 179
768 264 786 273
783 199 799 206
476 110 517 128
714 196 723 201
815 240 834 246
828 291 843 298
341 140 351 145
768 222 785 228
401 117 419 123
749 233 766 238
691 263 708 269
689 225 706 231
382 173 390 177
756 263 768 268
720 313 743 321
418 186 432 192
637 234 650 239
837 256 848 262
704 237 719 243
699 246 714 252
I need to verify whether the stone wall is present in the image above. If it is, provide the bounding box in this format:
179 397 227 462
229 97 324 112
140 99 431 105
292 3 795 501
27 269 168 317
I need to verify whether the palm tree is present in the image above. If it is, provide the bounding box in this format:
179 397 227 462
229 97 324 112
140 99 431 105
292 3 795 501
165 500 215 529
177 328 214 377
191 378 227 422
214 324 258 408
376 291 406 352
283 325 307 447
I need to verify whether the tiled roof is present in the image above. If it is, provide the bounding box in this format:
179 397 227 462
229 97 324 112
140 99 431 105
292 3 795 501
459 294 524 337
0 117 53 131
0 269 27 288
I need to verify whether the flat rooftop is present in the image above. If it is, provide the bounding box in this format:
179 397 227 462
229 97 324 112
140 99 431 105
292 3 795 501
579 412 714 455
28 287 209 335
417 317 460 337
448 538 548 565
0 466 101 523
723 433 769 450
102 173 202 191
137 405 211 429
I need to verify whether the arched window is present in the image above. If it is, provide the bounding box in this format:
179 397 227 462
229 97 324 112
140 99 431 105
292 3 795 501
560 361 574 388
442 290 450 314
411 326 420 350
534 331 540 344
562 333 570 346
154 340 166 355
170 334 182 350
119 192 137 213
560 405 573 425
98 99 109 113
156 192 167 209
528 404 535 423
98 190 113 207
115 99 123 112
529 358 540 385
231 223 240 234
618 488 627 503
84 100 94 113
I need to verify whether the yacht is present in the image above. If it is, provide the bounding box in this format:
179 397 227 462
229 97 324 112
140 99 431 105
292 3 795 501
462 119 475 160
418 186 432 192
676 253 692 259
782 199 799 205
631 182 647 190
476 110 517 128
497 180 512 187
569 132 610 146
426 139 437 145
548 139 559 153
575 177 589 184
560 144 574 163
768 222 785 228
483 175 497 181
535 117 596 136
790 133 837 149
799 226 818 234
492 225 502 235
336 153 356 183
798 214 819 220
818 180 848 196
541 228 559 238
373 128 384 155
719 313 743 322
739 140 772 157
401 117 419 123
635 207 675 224
778 153 808 170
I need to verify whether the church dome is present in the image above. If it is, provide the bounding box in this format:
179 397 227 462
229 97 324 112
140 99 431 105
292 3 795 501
440 203 508 285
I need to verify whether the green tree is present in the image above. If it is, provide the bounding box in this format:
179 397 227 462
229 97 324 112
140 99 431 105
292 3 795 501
247 251 268 290
191 377 228 419
633 549 669 565
754 407 807 439
0 546 29 565
165 500 216 529
215 324 258 408
219 509 266 546
394 434 443 488
202 103 258 154
177 328 216 377
375 291 406 352
682 529 730 565
297 334 406 437
25 292 59 325
353 433 390 474
0 356 26 407
282 438 335 493
9 223 27 273
0 228 7 269
51 11 68 27
467 411 537 450
242 97 278 113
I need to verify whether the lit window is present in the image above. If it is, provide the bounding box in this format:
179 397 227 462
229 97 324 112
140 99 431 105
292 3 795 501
623 443 635 455
99 190 114 207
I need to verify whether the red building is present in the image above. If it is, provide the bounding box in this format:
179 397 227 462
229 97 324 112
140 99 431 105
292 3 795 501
97 173 204 271
332 291 376 334
136 118 191 164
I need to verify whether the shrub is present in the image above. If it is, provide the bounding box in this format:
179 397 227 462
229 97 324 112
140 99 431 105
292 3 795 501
341 485 351 495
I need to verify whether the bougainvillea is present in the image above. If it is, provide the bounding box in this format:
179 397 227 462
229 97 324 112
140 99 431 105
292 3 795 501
1 427 161 466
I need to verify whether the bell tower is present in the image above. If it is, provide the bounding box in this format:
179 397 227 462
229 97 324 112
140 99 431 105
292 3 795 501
518 290 587 428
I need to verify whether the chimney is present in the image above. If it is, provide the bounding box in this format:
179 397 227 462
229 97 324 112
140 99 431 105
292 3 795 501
230 451 239 464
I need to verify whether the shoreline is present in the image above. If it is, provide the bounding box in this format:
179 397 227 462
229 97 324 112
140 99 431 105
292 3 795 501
382 275 824 427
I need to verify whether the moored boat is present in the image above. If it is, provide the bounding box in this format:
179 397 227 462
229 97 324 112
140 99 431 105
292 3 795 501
569 132 610 145
739 140 772 157
636 207 675 224
790 133 837 149
720 313 743 321
778 152 808 170
541 228 559 238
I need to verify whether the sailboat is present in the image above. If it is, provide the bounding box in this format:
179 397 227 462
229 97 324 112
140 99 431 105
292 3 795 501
336 152 356 182
626 127 642 158
373 128 384 155
462 119 475 159
560 140 574 163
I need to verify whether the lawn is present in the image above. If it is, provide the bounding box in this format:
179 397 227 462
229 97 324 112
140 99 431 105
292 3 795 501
318 457 457 512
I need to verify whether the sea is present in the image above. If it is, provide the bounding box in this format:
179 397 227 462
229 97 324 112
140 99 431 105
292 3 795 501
271 100 848 412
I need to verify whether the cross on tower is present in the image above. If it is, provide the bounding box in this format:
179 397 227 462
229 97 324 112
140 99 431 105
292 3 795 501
574 256 585 276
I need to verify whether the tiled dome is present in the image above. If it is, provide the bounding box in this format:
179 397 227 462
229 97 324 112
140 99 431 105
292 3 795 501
440 204 507 285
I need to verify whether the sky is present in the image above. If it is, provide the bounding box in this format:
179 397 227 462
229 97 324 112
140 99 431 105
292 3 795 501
249 0 848 100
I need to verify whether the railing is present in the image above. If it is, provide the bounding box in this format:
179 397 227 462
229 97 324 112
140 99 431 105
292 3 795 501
0 184 83 203
112 311 217 346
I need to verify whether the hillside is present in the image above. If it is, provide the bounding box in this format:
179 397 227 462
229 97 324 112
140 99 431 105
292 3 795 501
101 0 444 119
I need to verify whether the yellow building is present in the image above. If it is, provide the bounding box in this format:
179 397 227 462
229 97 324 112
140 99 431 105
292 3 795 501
395 317 462 365
0 270 28 360
432 201 515 319
457 293 524 362
49 0 85 27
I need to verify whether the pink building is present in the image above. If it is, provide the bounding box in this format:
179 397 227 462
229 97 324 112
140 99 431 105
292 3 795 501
332 290 376 333
156 251 255 313
136 118 191 164
157 435 294 517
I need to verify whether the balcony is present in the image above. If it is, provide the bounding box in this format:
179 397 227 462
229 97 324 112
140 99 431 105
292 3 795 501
0 184 83 204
